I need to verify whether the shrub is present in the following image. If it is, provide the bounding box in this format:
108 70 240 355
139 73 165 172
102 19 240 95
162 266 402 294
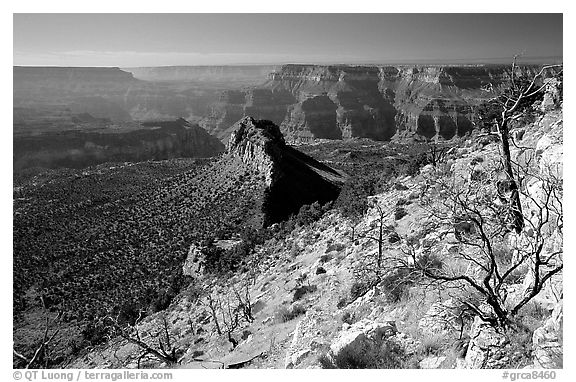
503 319 536 368
296 273 307 285
82 320 109 346
293 285 317 302
191 350 205 358
336 297 348 309
334 175 377 222
183 282 203 303
380 269 415 303
318 353 336 369
322 339 407 368
396 198 410 206
293 202 328 227
470 156 484 166
289 245 300 258
517 301 549 332
274 303 307 323
326 242 346 253
415 252 443 273
469 168 485 181
419 334 445 356
350 281 371 301
388 232 401 244
394 182 410 191
394 207 408 221
341 311 355 325
291 303 307 317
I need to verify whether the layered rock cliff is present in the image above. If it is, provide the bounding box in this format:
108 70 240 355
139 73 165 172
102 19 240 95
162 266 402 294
13 118 225 170
204 89 296 141
204 64 543 142
223 117 345 224
13 66 271 131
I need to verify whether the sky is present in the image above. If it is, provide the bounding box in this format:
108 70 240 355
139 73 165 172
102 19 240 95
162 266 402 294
13 13 563 67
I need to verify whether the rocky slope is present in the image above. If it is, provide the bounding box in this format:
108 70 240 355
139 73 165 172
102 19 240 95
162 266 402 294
203 64 547 142
68 94 562 369
13 118 225 170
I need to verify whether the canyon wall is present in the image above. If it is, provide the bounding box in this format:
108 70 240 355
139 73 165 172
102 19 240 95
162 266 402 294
14 65 546 148
203 64 541 142
13 66 273 133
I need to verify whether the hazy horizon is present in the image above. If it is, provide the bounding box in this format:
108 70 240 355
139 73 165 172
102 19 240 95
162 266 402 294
14 14 562 67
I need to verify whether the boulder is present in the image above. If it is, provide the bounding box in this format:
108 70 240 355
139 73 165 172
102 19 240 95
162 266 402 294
419 356 448 369
464 317 509 368
284 310 327 369
182 239 244 277
535 119 563 177
532 301 563 368
182 243 205 277
540 78 562 112
329 319 397 364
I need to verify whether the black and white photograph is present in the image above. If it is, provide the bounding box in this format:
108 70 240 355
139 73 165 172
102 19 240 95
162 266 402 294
7 4 569 379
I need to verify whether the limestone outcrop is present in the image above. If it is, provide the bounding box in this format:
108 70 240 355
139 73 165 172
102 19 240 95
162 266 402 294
532 301 563 368
464 316 510 369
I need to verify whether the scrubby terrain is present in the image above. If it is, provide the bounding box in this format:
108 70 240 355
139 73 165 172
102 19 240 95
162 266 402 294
13 68 563 370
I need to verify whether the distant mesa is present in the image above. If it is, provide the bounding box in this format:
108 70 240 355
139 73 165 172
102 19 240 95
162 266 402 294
123 65 279 83
13 66 138 84
13 118 225 170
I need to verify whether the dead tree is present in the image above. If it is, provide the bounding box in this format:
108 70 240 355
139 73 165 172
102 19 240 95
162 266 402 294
13 315 60 369
219 296 241 349
202 281 254 350
427 143 449 167
402 152 562 328
356 199 390 268
232 282 255 324
105 311 180 366
202 294 222 335
478 59 563 234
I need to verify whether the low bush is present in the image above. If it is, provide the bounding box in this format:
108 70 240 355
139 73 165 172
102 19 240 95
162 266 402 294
274 303 307 323
388 232 401 244
293 285 317 302
419 334 445 356
380 269 415 303
470 156 484 166
341 311 356 325
336 297 348 309
396 198 409 206
289 245 300 258
326 242 346 253
350 281 371 301
394 207 408 221
319 339 407 369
